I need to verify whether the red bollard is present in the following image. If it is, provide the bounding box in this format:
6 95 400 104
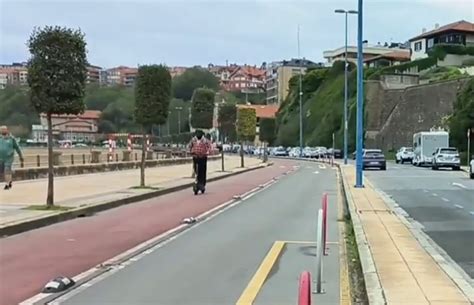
298 271 312 305
322 193 328 255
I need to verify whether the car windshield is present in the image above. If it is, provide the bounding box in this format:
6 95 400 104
405 148 413 152
440 148 458 154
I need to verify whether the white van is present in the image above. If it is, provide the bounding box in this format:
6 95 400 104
412 131 449 166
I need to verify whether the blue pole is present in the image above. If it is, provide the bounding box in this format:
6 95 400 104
343 12 348 165
355 0 364 187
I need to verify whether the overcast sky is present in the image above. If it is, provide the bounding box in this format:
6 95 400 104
0 0 472 68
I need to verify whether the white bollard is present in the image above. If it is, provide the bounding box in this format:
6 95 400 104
315 208 324 294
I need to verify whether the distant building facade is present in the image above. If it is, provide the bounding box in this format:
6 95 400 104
323 43 409 67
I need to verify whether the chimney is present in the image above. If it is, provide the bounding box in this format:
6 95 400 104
422 28 426 33
435 23 439 29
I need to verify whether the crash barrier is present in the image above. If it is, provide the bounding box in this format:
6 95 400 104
322 193 328 256
298 271 312 305
315 208 324 293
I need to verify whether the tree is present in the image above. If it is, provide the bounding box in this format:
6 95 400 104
135 65 172 187
27 26 88 206
172 67 219 100
259 118 276 161
449 78 474 156
191 88 215 129
218 103 237 143
236 107 257 167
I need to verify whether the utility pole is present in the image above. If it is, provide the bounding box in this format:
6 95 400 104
355 0 364 187
468 128 471 167
298 25 303 157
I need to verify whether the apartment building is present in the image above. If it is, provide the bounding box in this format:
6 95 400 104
266 59 321 105
104 66 138 87
323 43 409 67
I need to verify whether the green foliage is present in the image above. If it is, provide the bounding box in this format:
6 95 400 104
226 91 267 104
428 43 474 59
449 77 474 152
135 65 172 127
218 103 237 142
236 108 257 141
462 58 474 67
172 67 219 100
0 86 39 138
191 88 215 129
419 66 464 82
27 26 88 115
259 118 276 144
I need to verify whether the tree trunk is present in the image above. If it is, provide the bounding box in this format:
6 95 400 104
140 128 146 187
46 113 54 206
263 142 268 163
221 148 225 171
240 141 244 168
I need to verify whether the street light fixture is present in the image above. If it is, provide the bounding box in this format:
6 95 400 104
335 8 358 165
355 0 364 187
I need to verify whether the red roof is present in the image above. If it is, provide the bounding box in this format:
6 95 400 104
410 20 474 41
237 104 278 118
364 50 411 63
45 110 101 120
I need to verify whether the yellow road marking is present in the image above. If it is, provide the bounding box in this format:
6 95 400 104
236 241 285 305
282 240 339 245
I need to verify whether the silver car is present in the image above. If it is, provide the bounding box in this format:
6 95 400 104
431 147 461 170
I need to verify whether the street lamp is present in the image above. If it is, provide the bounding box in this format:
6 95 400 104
297 25 303 157
355 0 364 187
335 9 358 165
175 106 183 134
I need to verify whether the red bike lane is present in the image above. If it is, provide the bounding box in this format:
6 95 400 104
0 160 296 305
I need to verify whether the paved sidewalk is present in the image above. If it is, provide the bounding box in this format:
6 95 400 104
0 156 261 227
340 164 470 305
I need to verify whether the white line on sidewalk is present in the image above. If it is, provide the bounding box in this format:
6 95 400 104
454 204 464 209
441 197 450 202
452 182 467 189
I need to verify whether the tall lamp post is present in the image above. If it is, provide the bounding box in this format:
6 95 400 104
355 0 364 187
298 25 303 157
175 106 183 134
335 9 358 165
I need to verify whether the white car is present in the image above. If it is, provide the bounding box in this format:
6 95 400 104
396 147 414 164
431 147 461 170
470 158 474 179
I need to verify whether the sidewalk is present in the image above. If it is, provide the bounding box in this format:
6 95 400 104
340 164 470 305
0 156 262 228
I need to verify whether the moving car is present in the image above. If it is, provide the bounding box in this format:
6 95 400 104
362 149 386 170
412 131 449 166
396 147 414 164
431 147 461 170
470 157 474 179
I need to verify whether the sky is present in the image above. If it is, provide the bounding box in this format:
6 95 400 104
0 0 473 68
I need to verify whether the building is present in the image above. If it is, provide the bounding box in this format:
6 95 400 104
37 110 102 143
266 59 321 105
86 65 102 84
364 50 411 68
236 104 279 144
224 65 266 93
409 20 474 61
168 66 187 78
104 66 138 87
323 43 409 67
0 62 28 89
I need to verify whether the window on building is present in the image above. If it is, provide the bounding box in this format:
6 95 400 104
414 41 422 51
427 38 434 49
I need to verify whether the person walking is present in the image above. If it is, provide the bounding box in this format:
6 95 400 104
189 130 211 191
0 126 24 190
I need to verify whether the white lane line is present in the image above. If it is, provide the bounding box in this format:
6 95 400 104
423 189 429 193
319 164 326 169
432 193 438 197
452 182 467 189
441 197 450 202
469 211 474 216
454 204 464 209
313 171 319 174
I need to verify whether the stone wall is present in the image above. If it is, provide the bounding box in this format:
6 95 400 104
365 77 471 151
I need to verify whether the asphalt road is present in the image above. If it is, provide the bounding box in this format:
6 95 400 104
1 160 293 305
363 162 474 279
52 162 339 305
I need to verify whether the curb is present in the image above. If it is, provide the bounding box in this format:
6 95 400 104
1 162 272 237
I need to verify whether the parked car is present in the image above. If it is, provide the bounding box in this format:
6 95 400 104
273 146 288 157
396 147 414 164
470 157 474 179
303 147 319 158
431 147 461 170
362 149 386 170
333 149 342 159
289 147 302 157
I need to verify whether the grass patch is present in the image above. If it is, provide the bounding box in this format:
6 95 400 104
130 186 161 190
345 216 369 305
23 205 72 211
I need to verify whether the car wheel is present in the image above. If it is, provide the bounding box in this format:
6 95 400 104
401 159 404 164
432 165 438 170
395 159 399 164
381 166 386 170
453 166 460 171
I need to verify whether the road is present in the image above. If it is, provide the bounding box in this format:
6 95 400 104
20 161 339 305
363 162 474 279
